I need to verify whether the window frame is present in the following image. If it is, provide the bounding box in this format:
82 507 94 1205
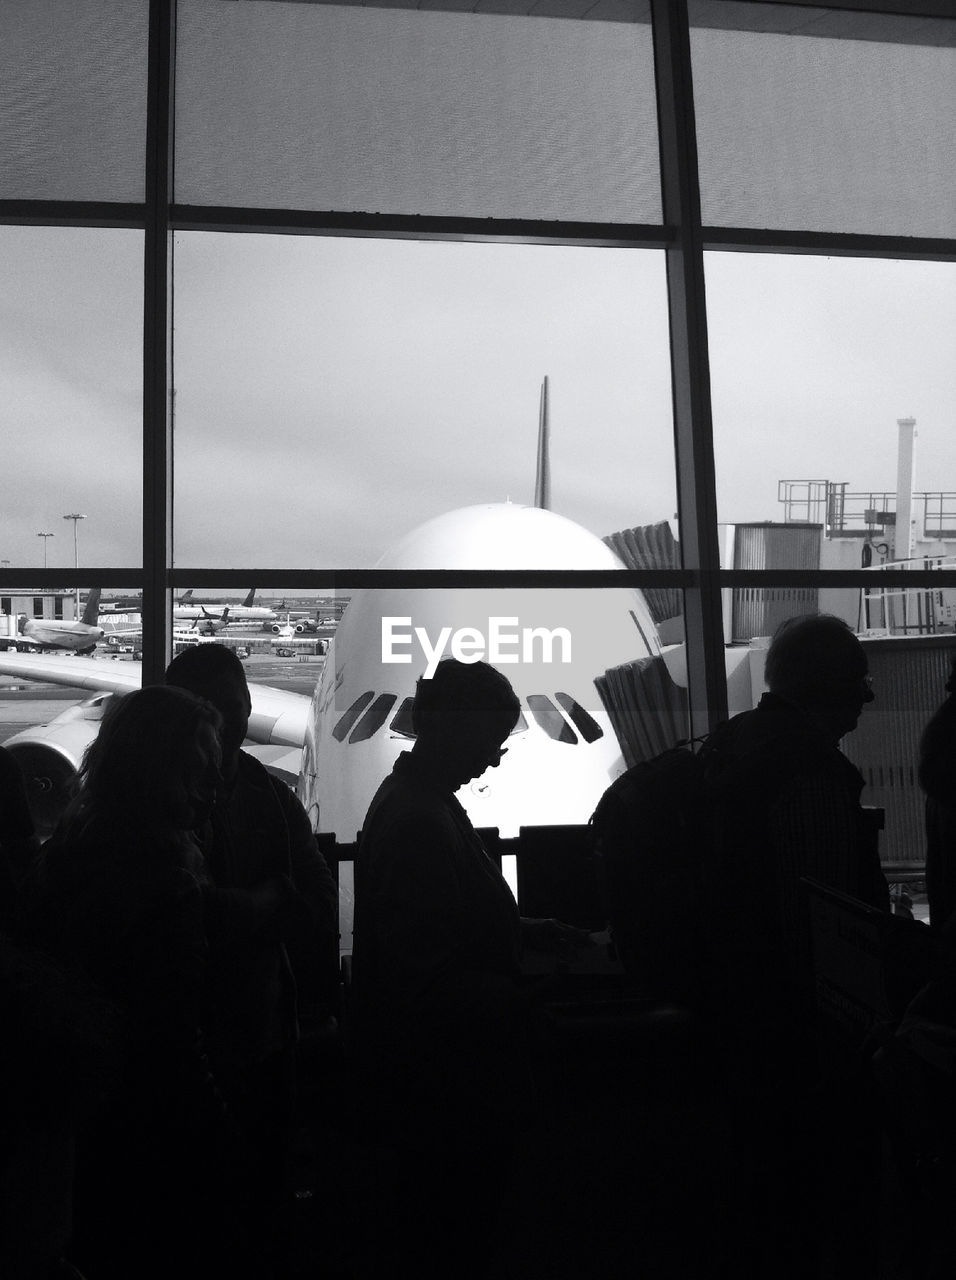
0 0 953 730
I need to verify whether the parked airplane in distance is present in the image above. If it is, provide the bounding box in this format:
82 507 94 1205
188 606 231 635
174 587 277 624
13 588 105 654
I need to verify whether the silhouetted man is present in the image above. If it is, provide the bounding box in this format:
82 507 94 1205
700 614 888 1278
349 658 584 1279
165 644 338 1228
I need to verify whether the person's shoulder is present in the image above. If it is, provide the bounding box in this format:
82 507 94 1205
237 748 274 789
237 749 304 810
704 696 844 791
361 766 457 850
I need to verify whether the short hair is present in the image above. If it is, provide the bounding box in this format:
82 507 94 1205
411 659 520 736
765 614 867 705
78 685 221 828
165 642 247 693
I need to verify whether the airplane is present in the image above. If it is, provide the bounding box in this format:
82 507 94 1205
174 587 277 625
190 606 231 636
11 588 105 654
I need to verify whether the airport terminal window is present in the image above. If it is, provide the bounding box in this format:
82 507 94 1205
690 3 956 238
0 0 953 770
171 232 675 569
0 226 144 571
175 0 662 224
704 253 956 541
0 0 148 203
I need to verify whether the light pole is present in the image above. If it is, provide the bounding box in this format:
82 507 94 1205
63 513 86 614
37 532 54 568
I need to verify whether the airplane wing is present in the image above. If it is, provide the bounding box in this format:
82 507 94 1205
0 652 141 697
0 652 309 749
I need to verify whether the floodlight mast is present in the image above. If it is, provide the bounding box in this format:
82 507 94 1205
62 513 86 613
37 532 54 569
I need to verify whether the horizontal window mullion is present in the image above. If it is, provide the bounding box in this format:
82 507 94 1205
703 226 956 262
0 200 145 229
171 204 676 249
0 571 143 589
719 569 956 588
168 568 697 590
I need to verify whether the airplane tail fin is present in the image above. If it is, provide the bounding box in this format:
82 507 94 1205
81 587 101 626
243 587 257 609
180 589 193 604
533 375 551 511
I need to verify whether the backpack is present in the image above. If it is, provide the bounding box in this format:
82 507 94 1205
590 743 709 1005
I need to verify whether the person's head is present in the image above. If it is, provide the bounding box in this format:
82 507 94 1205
78 685 223 833
411 658 521 789
165 643 251 771
765 613 873 741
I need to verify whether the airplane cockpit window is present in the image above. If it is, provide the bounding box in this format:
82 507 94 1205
332 691 375 742
390 697 416 738
349 693 398 744
554 693 603 743
526 694 577 744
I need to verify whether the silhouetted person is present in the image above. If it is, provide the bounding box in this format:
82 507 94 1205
349 658 583 1279
1 745 94 1280
22 686 256 1280
699 613 889 1278
165 643 338 1244
0 745 40 935
920 656 956 930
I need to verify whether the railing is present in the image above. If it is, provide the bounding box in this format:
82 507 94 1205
779 481 956 539
860 555 956 634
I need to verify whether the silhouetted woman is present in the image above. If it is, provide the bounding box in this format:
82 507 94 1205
25 686 255 1280
921 655 956 929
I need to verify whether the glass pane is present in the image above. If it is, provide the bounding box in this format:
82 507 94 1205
172 233 676 569
307 582 679 847
0 584 141 840
175 0 661 222
0 0 148 202
706 253 956 613
690 1 956 237
0 227 144 568
302 579 687 949
738 602 948 919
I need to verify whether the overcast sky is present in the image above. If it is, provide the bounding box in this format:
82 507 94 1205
1 224 953 572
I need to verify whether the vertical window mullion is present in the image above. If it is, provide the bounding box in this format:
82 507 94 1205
652 0 727 736
142 0 175 685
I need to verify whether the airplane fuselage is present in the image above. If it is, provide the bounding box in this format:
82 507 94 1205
19 618 105 652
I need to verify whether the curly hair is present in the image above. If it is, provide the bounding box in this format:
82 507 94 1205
75 685 221 831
